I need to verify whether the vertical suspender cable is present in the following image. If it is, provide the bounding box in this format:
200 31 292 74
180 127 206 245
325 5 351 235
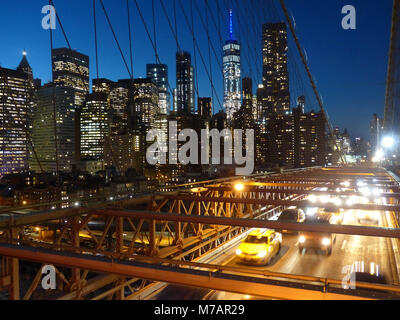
93 0 100 79
279 0 345 164
127 0 134 79
49 0 60 187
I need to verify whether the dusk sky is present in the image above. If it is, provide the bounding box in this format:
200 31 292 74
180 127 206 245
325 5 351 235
0 0 393 139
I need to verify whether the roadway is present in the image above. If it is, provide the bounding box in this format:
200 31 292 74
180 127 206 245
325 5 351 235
153 207 399 300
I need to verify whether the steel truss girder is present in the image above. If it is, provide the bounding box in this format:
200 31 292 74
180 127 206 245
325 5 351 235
0 244 378 300
92 209 400 239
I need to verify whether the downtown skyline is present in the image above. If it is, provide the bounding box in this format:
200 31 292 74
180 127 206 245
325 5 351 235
0 0 393 138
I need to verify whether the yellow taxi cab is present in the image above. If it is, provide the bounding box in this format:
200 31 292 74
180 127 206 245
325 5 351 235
236 229 282 265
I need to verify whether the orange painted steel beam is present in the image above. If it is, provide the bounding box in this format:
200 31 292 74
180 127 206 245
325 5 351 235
205 187 400 199
92 210 400 239
161 195 400 212
0 244 374 300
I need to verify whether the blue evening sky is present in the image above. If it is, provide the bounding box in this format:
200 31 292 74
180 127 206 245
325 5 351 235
0 0 393 138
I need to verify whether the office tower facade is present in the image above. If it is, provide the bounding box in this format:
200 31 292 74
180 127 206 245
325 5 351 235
242 77 254 115
223 9 241 124
262 23 290 117
109 81 129 135
147 64 170 164
104 134 143 175
147 64 170 115
92 78 113 94
176 52 194 115
17 52 33 81
52 48 90 107
52 48 89 162
198 97 212 118
30 85 76 172
131 78 159 130
223 29 241 124
0 67 32 176
293 106 326 168
80 92 109 160
265 113 294 167
16 52 35 138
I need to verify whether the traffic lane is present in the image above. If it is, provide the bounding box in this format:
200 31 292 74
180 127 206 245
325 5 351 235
227 210 396 286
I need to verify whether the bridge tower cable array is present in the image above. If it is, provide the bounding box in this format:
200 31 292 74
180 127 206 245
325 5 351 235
279 0 346 165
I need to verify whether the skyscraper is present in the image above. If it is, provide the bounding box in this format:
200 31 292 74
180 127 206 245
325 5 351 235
0 66 32 176
80 92 109 161
198 97 212 118
52 48 90 162
176 52 194 115
131 78 159 130
293 105 326 168
147 64 170 115
223 10 241 124
52 48 90 107
262 22 290 117
30 85 76 172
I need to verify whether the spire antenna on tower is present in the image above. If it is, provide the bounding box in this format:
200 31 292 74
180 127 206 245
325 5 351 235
229 9 234 40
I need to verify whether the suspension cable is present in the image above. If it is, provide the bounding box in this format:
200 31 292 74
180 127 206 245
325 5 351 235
176 0 223 110
99 0 133 79
279 0 345 164
127 0 134 79
93 0 100 79
49 0 60 187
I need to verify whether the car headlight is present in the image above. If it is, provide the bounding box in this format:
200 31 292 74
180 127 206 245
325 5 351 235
322 238 331 246
236 249 242 255
257 251 267 258
299 236 306 244
309 194 317 203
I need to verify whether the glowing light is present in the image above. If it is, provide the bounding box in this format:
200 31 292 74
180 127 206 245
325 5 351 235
234 183 244 192
257 251 267 258
229 9 234 40
308 194 317 203
322 238 331 246
319 196 329 204
382 136 394 148
334 198 343 207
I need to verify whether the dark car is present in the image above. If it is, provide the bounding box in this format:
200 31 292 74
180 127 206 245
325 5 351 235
299 214 336 255
277 208 306 234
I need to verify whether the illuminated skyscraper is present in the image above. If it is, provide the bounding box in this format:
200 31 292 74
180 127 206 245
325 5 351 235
0 67 32 175
176 52 194 115
131 78 159 130
30 85 76 172
147 64 170 115
52 48 89 107
52 48 89 162
223 10 241 124
198 97 212 118
80 92 109 161
262 23 290 116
